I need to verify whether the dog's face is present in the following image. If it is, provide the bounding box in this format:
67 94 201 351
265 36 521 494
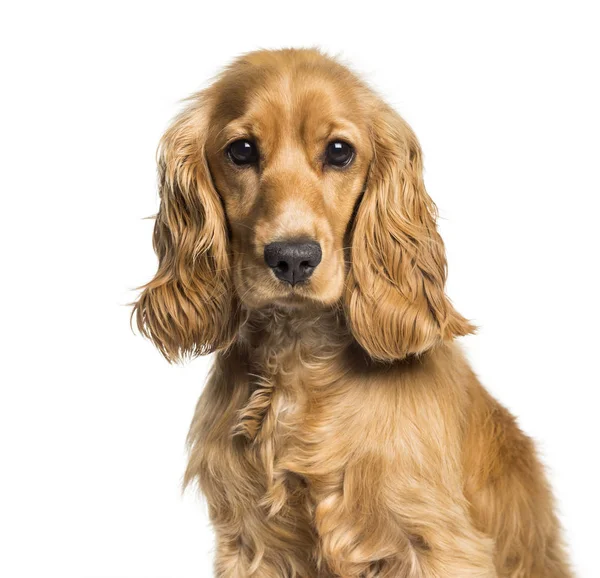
205 55 372 309
134 49 473 362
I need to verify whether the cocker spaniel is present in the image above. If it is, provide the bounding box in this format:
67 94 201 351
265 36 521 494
134 48 571 577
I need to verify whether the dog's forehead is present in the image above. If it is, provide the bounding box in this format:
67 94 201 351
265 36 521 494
213 64 369 149
255 78 349 135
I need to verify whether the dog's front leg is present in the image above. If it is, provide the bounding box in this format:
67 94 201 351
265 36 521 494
313 466 497 578
212 531 289 578
211 517 325 578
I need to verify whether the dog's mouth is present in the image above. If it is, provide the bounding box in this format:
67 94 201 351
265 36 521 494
269 271 345 309
269 278 319 303
238 275 328 311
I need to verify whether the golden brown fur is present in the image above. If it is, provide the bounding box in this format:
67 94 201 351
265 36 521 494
133 48 571 577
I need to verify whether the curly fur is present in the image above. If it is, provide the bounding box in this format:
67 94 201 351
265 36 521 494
134 48 571 577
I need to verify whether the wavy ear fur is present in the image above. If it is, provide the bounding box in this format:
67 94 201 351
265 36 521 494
344 104 474 361
133 92 238 362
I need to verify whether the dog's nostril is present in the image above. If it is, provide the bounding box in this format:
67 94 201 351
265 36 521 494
264 241 322 286
299 261 315 276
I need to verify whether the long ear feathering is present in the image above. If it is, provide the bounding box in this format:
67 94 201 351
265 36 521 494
344 104 474 361
132 91 239 362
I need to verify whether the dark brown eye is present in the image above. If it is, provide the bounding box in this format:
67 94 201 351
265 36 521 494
227 139 259 166
325 141 354 167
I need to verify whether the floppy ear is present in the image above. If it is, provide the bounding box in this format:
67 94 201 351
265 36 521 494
133 92 239 362
344 104 474 361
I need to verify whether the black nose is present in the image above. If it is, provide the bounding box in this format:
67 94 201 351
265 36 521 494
264 241 322 286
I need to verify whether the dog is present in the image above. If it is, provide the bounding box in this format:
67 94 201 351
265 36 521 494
133 48 571 577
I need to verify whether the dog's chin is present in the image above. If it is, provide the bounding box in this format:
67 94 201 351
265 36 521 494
271 288 327 310
236 280 341 312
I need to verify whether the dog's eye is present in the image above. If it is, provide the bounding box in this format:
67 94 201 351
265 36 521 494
325 141 354 167
228 139 259 166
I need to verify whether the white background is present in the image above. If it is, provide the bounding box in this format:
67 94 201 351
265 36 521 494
1 1 598 577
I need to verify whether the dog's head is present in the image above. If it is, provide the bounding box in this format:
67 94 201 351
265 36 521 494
134 49 473 362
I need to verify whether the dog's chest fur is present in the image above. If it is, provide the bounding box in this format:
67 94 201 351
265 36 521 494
233 308 355 511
